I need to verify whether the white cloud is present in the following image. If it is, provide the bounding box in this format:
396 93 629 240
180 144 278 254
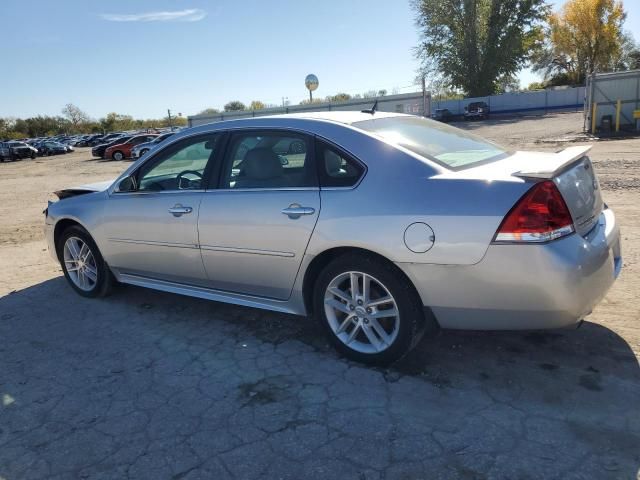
100 9 207 23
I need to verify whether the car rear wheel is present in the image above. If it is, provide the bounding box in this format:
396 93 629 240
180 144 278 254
112 151 124 161
314 253 429 365
57 225 113 298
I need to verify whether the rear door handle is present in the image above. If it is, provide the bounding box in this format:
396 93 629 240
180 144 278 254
281 204 315 219
168 204 193 217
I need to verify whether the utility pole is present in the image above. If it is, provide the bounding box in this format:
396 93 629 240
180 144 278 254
167 109 173 131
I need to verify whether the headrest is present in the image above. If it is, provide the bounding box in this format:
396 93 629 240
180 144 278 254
243 148 283 179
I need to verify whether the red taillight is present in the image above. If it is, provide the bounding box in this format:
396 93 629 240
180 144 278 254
494 180 574 243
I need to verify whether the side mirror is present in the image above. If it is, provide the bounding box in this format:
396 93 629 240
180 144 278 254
116 176 137 192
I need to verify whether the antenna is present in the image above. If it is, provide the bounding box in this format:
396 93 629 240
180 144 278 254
361 99 378 115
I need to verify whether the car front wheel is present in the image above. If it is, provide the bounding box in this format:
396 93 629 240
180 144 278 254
57 225 113 298
314 253 430 365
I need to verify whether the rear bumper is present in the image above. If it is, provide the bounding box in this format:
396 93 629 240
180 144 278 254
399 208 621 330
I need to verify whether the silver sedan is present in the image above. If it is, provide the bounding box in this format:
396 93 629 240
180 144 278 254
44 112 622 364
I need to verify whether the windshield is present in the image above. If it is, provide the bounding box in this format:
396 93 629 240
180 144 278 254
353 116 508 169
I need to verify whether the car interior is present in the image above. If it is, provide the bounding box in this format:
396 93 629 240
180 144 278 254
227 135 312 189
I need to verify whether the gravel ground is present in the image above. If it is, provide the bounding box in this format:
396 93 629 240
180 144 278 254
1 112 639 479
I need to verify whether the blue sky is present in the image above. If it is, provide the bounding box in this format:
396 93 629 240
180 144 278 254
1 0 638 119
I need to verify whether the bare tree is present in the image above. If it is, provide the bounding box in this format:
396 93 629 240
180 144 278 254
61 104 89 130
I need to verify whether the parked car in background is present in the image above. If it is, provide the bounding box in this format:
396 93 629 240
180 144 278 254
39 141 69 156
5 141 38 159
88 135 107 147
131 132 176 159
92 136 133 159
0 142 14 162
78 135 101 147
105 134 158 160
88 133 121 147
45 111 621 365
100 133 126 145
432 108 455 123
464 101 490 120
59 139 75 152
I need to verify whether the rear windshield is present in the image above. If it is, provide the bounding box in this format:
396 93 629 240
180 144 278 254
353 116 508 169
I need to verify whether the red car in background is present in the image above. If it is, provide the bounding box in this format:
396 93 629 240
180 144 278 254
105 134 158 160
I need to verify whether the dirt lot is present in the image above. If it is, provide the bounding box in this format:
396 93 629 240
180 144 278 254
1 112 639 479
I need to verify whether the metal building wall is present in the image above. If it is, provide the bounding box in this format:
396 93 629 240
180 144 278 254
584 70 640 132
188 92 430 127
432 87 585 115
188 86 588 128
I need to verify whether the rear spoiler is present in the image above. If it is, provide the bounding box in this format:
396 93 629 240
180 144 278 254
512 145 592 180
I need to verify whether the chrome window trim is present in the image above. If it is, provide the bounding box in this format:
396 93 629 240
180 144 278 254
205 187 320 193
109 126 322 195
110 189 205 197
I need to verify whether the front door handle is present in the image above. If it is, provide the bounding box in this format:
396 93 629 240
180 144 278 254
168 204 193 217
281 204 315 219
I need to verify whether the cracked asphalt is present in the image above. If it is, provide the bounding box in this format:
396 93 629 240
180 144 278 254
1 113 639 479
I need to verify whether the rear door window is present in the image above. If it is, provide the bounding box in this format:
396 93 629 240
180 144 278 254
221 131 316 189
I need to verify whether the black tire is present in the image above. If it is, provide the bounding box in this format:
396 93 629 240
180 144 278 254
56 225 114 298
313 253 432 366
31 151 36 159
112 150 124 161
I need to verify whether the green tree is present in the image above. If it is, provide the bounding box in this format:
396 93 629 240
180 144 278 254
496 74 521 93
533 0 626 84
413 0 548 96
527 81 547 90
224 101 246 112
298 98 324 105
197 108 220 115
249 100 266 110
326 93 352 102
612 31 640 71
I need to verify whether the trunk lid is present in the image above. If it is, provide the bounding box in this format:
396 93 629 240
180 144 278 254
512 146 603 237
439 146 603 237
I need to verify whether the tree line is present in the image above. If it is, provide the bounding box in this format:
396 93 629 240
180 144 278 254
195 90 391 115
414 0 639 96
0 104 187 140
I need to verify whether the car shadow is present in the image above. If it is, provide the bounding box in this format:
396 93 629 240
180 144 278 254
1 277 638 478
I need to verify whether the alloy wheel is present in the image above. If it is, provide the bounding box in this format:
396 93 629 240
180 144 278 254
63 236 98 292
324 271 400 353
